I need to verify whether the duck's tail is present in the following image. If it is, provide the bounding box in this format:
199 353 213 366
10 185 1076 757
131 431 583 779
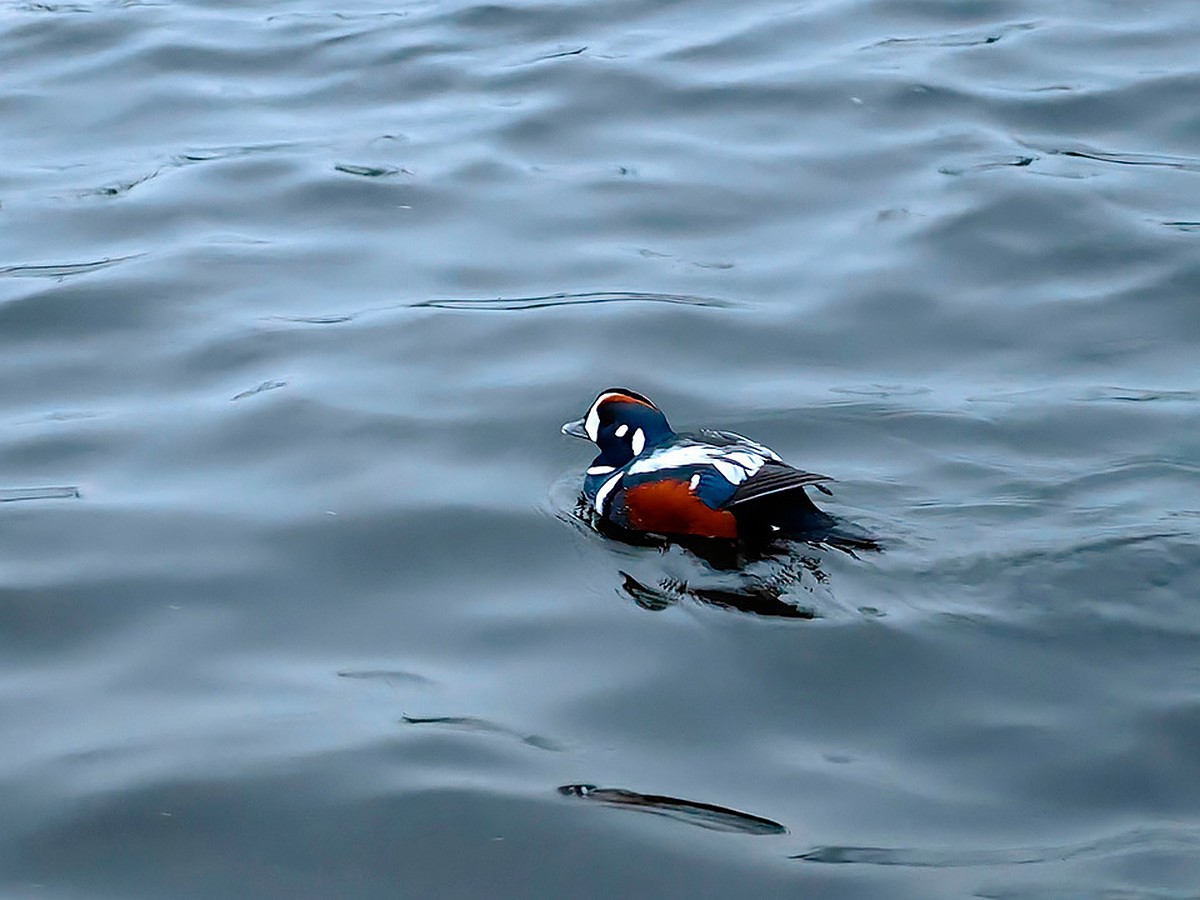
733 489 882 557
804 521 883 557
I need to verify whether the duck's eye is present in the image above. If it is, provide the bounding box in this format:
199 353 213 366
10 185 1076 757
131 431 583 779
614 424 629 438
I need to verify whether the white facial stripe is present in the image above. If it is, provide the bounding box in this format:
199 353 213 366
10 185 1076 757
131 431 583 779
614 424 628 438
587 465 615 475
584 391 625 443
594 470 624 515
631 428 645 456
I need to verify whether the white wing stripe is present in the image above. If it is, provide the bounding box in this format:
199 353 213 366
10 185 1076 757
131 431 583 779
712 459 748 484
626 443 769 485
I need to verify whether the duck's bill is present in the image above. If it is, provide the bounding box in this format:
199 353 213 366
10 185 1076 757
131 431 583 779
561 418 589 439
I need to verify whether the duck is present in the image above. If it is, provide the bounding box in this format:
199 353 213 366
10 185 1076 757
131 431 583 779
562 387 879 556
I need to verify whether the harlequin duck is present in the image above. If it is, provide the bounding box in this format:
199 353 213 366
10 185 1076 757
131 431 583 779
562 388 879 556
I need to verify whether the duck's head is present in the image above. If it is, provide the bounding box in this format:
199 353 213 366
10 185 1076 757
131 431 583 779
562 387 673 474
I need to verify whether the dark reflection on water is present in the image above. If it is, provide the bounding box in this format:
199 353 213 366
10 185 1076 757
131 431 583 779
3 0 1200 897
559 485 851 617
619 570 817 619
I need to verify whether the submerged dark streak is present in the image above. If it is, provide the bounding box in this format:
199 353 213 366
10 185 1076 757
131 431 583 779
560 784 787 835
0 486 81 503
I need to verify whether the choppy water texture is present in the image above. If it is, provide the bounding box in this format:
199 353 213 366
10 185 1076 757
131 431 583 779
3 0 1199 897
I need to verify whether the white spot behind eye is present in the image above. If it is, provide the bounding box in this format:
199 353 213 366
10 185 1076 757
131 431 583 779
615 424 628 438
689 474 700 490
631 428 645 456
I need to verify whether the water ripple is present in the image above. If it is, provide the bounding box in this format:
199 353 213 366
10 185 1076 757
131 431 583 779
413 290 734 311
1078 386 1200 403
401 714 564 752
508 44 588 66
1023 141 1200 173
64 142 316 200
230 380 287 402
0 485 80 502
938 156 1036 177
336 669 433 686
867 21 1038 50
0 254 142 278
333 163 409 178
793 825 1200 868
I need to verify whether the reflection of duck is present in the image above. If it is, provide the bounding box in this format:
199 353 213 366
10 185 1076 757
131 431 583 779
618 563 821 619
562 388 880 565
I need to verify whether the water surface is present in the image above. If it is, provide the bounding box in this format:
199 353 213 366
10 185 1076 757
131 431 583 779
2 0 1199 897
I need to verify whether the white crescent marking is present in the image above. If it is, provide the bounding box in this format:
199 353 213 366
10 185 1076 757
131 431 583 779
594 470 624 516
584 391 626 443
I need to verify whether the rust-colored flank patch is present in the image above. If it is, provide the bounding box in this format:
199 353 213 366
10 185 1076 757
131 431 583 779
624 480 738 539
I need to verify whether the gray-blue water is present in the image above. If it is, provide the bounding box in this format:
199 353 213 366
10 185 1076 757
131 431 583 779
3 1 1199 897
